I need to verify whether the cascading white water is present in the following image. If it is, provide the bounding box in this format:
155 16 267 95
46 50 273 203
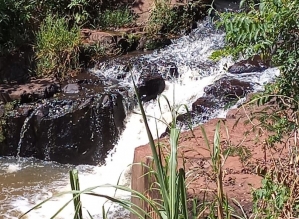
0 20 280 219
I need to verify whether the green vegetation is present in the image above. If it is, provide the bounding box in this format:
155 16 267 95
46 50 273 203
35 15 81 78
211 0 299 218
224 145 251 163
0 0 35 55
214 0 299 104
98 8 135 29
0 0 135 80
0 0 206 81
147 0 205 35
252 175 291 219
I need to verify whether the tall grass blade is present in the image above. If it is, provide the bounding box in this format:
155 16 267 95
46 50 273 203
87 210 94 219
178 168 188 219
169 127 180 219
132 76 170 216
70 169 83 219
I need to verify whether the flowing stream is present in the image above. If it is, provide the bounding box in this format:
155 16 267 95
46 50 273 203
0 20 279 219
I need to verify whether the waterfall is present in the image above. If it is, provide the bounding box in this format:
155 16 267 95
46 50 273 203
0 19 279 219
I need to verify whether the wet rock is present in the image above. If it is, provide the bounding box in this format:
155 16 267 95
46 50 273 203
192 97 216 113
137 73 165 102
169 77 254 131
117 38 131 53
62 83 80 94
204 77 252 102
213 0 241 12
0 78 60 103
228 55 268 74
0 93 126 165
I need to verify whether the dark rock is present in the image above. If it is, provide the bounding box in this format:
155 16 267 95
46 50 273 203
117 38 130 53
137 73 166 102
44 83 60 98
0 93 126 165
112 94 126 130
62 83 80 94
169 63 179 79
171 77 254 131
204 77 252 102
228 55 268 74
192 97 216 113
213 0 241 12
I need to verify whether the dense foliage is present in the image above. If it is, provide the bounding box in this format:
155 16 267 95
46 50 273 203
1 0 204 80
147 0 206 34
217 0 299 103
214 0 299 145
35 15 81 78
0 0 137 80
216 1 299 217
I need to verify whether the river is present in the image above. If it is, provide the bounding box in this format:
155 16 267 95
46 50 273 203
0 19 279 219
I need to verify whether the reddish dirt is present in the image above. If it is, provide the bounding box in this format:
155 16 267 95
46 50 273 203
0 78 60 103
132 103 291 216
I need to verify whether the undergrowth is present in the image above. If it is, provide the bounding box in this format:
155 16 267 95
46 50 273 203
35 15 81 79
97 8 135 29
147 0 206 35
209 0 299 216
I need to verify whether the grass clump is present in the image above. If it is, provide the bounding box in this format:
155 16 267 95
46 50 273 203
97 8 135 29
147 0 206 35
35 15 81 79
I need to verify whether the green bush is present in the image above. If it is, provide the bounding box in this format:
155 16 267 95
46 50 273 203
97 8 135 29
0 0 128 55
212 0 299 145
217 0 299 103
147 0 205 35
217 2 299 217
0 0 36 55
35 15 81 79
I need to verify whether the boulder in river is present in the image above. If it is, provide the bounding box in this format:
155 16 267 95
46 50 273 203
204 77 253 102
0 93 126 165
228 55 268 74
137 73 166 102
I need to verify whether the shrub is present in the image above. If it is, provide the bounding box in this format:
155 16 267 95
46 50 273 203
97 8 135 29
147 0 206 35
212 0 299 145
35 15 81 79
216 2 299 216
0 0 36 55
216 0 299 103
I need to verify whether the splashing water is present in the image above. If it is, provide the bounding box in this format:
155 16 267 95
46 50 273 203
16 105 45 160
0 20 280 219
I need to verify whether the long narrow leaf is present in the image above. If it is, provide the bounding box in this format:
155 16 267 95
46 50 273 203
178 168 188 219
169 127 180 219
132 76 170 214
